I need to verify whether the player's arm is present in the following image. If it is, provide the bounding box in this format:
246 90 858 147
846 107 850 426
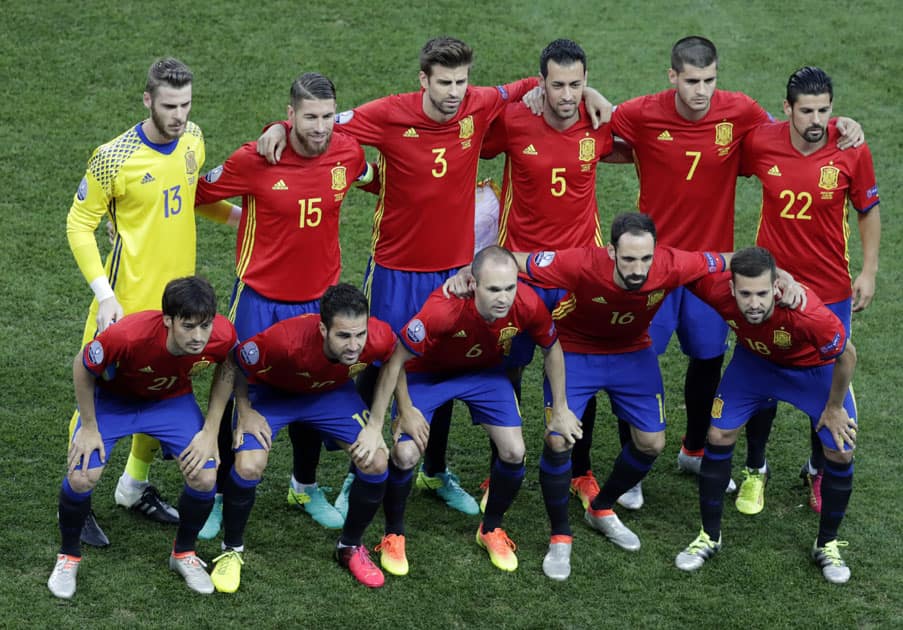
179 356 236 477
232 361 273 451
66 168 124 332
852 204 880 312
69 352 105 474
521 83 612 128
196 201 242 227
816 341 858 450
834 117 864 150
350 344 401 467
601 136 635 164
540 340 581 445
385 344 429 452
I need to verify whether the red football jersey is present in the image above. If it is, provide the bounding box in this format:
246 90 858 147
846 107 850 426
196 133 368 302
400 284 557 373
236 314 396 394
689 272 846 367
336 78 537 271
526 246 727 354
610 89 770 251
482 102 614 268
741 119 879 303
82 311 236 400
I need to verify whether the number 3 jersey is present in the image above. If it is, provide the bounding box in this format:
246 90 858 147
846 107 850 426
741 120 879 303
67 122 206 315
82 311 236 400
525 246 727 354
689 273 846 367
196 133 370 302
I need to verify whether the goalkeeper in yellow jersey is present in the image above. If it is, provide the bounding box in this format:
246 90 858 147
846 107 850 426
65 57 238 546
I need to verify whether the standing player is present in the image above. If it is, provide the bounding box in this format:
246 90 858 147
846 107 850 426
517 213 733 560
47 277 237 599
368 246 578 576
675 247 857 584
258 37 541 515
66 58 235 546
607 36 862 494
195 72 373 535
210 285 394 591
480 38 640 511
735 66 879 514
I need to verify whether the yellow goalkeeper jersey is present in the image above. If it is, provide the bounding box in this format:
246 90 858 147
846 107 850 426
67 121 205 342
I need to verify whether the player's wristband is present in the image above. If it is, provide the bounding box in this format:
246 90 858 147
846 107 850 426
89 276 115 302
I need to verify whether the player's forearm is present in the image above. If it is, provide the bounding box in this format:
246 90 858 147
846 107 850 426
826 343 857 410
542 341 569 411
72 356 99 430
196 200 242 227
513 252 529 274
858 206 881 276
233 369 253 412
204 361 235 431
370 358 403 430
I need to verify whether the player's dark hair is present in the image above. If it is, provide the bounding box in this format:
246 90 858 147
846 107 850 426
671 36 718 72
786 66 833 105
540 39 587 77
146 57 193 96
472 245 517 283
290 72 337 107
610 212 656 248
161 276 217 322
320 283 369 329
730 247 777 281
420 36 473 75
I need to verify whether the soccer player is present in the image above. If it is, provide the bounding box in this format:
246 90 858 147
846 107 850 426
606 36 863 499
209 284 394 591
367 246 578 576
675 247 857 584
518 213 733 557
195 72 373 535
47 277 237 599
257 37 543 516
480 38 638 512
736 66 879 514
66 58 236 546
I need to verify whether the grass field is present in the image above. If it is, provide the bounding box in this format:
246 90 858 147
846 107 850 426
3 1 902 627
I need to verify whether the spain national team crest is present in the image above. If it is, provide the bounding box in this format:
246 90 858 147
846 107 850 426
818 164 840 190
184 150 198 174
498 326 519 355
578 137 595 162
331 165 347 191
188 360 211 377
714 122 733 146
459 116 475 139
711 397 724 419
773 329 792 349
348 362 367 378
646 290 665 308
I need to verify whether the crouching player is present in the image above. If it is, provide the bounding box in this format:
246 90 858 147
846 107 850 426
210 284 395 590
675 247 857 583
48 276 237 599
368 245 579 576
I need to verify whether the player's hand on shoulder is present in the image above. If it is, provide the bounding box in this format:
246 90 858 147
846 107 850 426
442 265 475 298
775 269 807 311
583 87 613 129
835 117 864 150
522 86 544 116
257 124 287 165
96 296 124 332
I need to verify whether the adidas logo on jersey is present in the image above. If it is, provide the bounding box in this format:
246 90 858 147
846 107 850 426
272 179 288 190
139 366 154 373
522 144 538 155
403 128 419 138
657 131 673 141
141 172 155 184
591 296 608 304
767 165 782 176
453 330 468 338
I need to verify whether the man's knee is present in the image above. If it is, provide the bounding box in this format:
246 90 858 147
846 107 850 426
632 429 665 456
356 448 388 475
67 467 103 494
234 451 267 481
391 441 421 470
544 433 570 453
706 425 740 447
186 468 217 492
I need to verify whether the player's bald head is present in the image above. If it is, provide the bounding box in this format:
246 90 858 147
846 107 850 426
472 245 517 284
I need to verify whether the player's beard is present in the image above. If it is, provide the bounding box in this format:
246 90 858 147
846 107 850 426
802 124 826 143
616 266 648 291
742 302 774 324
293 128 332 157
428 94 461 117
150 107 185 142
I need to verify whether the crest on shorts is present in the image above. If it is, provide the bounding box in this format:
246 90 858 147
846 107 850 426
459 116 474 139
331 165 347 191
184 150 198 175
711 397 724 419
348 362 367 378
578 137 595 162
773 329 792 349
188 360 211 377
714 122 733 146
646 290 665 307
818 164 840 190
